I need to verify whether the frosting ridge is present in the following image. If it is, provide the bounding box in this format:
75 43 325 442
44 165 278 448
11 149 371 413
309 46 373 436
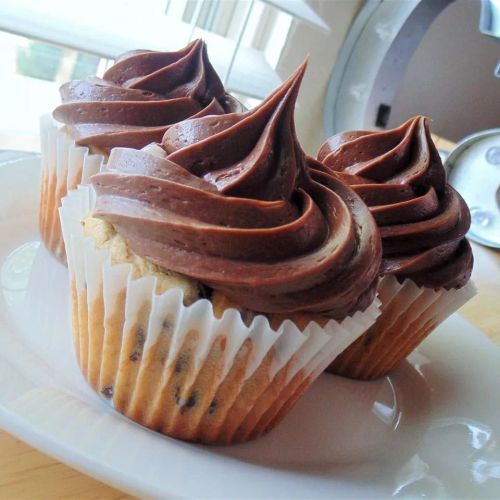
53 40 240 151
91 63 382 319
318 116 473 289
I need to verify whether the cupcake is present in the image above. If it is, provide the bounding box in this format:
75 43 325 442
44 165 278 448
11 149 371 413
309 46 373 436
317 116 475 380
60 63 382 444
40 39 241 263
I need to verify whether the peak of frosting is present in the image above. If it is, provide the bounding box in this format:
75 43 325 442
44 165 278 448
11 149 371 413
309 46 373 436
162 62 308 201
90 63 382 319
318 116 446 191
103 39 225 104
318 116 473 289
53 40 240 151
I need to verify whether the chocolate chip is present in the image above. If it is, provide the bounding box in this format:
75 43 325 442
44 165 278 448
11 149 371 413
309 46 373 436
185 393 197 409
101 386 113 398
240 309 255 326
175 352 189 373
199 284 213 300
363 330 375 347
129 327 145 361
174 385 182 405
181 392 197 414
137 327 145 347
174 386 198 413
208 399 218 414
162 318 172 330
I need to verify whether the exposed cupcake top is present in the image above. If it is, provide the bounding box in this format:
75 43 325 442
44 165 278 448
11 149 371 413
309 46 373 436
53 39 241 152
91 63 381 320
318 116 473 289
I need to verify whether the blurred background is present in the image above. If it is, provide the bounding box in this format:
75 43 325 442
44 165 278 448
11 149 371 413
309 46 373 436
0 0 498 154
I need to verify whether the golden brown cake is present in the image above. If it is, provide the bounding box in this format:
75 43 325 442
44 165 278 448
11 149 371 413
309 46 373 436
40 39 241 263
317 117 475 380
60 63 382 444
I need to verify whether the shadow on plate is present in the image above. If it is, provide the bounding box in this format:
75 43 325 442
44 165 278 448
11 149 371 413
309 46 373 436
3 239 433 479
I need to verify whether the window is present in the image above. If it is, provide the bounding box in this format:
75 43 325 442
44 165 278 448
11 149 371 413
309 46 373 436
0 0 361 154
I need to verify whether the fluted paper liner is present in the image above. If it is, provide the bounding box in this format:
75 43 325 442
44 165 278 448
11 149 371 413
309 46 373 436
39 115 106 263
329 274 476 380
60 186 381 444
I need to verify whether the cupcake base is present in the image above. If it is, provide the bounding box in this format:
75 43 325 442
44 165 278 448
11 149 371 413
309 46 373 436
328 275 476 380
39 115 105 263
60 186 381 444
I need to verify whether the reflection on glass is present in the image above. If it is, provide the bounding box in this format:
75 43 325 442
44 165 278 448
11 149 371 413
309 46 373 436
0 241 39 307
486 146 500 165
392 454 446 498
470 206 493 227
472 456 500 484
372 379 400 428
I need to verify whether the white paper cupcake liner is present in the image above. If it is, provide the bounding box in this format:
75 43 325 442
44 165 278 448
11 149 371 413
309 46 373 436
60 185 381 444
39 115 106 263
329 274 477 380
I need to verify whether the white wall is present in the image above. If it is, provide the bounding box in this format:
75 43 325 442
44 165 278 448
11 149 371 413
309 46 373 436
277 0 363 155
388 0 500 142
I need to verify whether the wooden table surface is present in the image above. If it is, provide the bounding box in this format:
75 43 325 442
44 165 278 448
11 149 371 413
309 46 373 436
0 241 498 499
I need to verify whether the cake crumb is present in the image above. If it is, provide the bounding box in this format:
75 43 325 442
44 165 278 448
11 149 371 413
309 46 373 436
82 216 200 304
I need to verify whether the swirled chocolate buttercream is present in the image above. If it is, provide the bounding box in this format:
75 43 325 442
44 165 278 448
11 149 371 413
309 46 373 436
53 40 241 152
318 117 473 289
91 63 381 319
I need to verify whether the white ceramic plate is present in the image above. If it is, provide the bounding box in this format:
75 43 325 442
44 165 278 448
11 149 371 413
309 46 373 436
1 156 499 499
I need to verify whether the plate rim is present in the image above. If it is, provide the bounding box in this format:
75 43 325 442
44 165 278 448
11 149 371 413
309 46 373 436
1 154 499 499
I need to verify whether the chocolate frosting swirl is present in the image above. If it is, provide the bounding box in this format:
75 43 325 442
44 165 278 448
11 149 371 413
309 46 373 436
91 63 381 319
53 40 241 152
318 116 473 289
